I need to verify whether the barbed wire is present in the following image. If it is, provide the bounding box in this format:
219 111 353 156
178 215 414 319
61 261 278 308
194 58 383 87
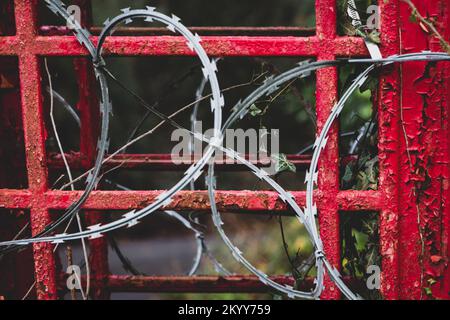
0 0 112 257
188 60 233 277
45 84 225 277
207 52 450 300
0 4 223 244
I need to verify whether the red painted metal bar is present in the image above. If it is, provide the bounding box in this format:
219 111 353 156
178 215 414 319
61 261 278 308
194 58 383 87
60 275 295 294
105 275 294 294
57 275 365 294
73 0 110 300
75 60 111 298
14 0 57 300
0 0 447 300
396 0 450 300
315 0 340 300
444 0 450 300
41 26 316 36
0 35 368 57
47 152 313 171
0 189 383 212
377 0 401 300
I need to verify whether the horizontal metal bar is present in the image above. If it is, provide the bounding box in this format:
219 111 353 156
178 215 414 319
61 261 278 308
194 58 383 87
40 26 316 37
0 36 368 57
0 189 32 209
108 275 296 293
47 152 313 171
57 274 363 293
0 189 383 211
57 275 295 293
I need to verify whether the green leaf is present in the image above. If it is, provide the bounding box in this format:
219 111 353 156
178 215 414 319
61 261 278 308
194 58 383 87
424 287 433 296
249 104 263 117
367 31 381 44
357 106 373 121
342 164 353 183
409 12 418 24
272 153 296 174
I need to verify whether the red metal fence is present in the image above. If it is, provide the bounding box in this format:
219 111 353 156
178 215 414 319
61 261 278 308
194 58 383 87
0 0 449 300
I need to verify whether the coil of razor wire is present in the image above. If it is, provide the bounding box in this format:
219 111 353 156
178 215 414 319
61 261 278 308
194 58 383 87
0 6 223 246
207 52 450 300
207 61 341 300
0 0 112 257
304 52 450 299
188 62 232 276
47 86 219 277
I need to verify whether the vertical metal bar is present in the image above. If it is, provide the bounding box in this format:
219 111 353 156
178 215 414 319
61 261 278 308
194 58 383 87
316 0 337 38
377 0 401 300
14 0 57 300
315 0 340 300
396 0 450 300
73 0 110 300
443 0 450 300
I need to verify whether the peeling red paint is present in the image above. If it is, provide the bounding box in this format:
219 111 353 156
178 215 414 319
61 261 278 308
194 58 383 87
378 0 401 300
0 35 369 57
395 0 449 300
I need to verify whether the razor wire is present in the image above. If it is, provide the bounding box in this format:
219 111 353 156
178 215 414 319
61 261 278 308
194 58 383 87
0 5 224 247
45 59 336 299
188 59 233 277
1 1 449 300
208 61 343 300
206 52 450 300
0 0 112 257
304 52 450 299
47 85 224 277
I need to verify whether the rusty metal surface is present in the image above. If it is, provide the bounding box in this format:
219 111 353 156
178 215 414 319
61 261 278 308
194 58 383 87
377 0 401 301
315 0 340 300
14 0 57 300
0 35 369 57
47 152 313 171
73 0 110 300
0 189 384 212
